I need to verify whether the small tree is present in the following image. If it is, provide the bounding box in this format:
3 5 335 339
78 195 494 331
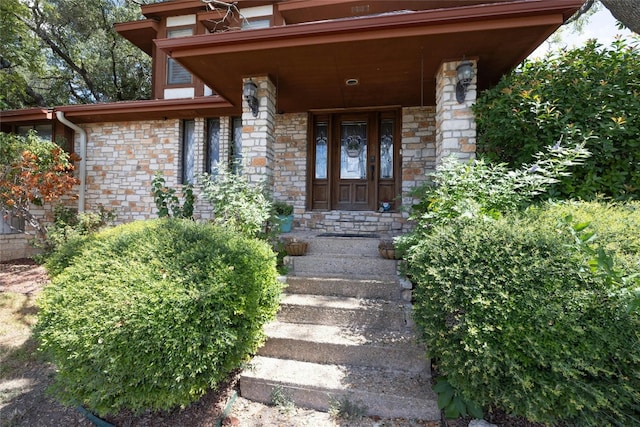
0 131 79 240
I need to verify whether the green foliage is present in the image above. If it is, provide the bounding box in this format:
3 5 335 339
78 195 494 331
197 167 272 238
270 385 295 414
407 204 640 426
151 172 194 219
35 204 116 257
0 131 79 239
36 219 282 416
328 395 367 421
1 0 152 108
397 143 589 252
272 200 293 216
474 39 640 200
434 378 483 419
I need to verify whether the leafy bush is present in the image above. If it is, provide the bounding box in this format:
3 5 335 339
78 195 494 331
0 131 79 239
197 167 272 238
527 201 640 272
407 206 640 426
151 172 194 219
474 39 640 200
36 204 116 255
36 219 282 416
397 143 589 252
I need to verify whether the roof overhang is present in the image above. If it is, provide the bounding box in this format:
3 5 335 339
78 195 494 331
156 0 583 113
114 20 159 56
54 97 234 124
0 108 53 124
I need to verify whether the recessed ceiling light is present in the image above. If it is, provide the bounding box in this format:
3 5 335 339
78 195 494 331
345 78 359 86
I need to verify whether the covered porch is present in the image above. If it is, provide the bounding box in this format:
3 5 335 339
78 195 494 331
151 0 580 233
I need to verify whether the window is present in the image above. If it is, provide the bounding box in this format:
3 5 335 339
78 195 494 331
230 117 242 173
181 119 195 184
206 118 220 173
241 18 271 30
1 209 25 234
167 28 193 85
16 124 53 141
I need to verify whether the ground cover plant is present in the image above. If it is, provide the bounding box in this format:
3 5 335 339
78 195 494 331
401 149 640 425
474 39 640 200
36 219 283 417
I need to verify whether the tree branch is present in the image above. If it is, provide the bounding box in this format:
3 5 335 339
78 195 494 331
17 4 104 102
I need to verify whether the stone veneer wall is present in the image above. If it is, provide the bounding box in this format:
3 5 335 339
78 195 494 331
82 117 232 223
83 119 180 222
435 60 477 163
0 232 40 262
242 77 276 187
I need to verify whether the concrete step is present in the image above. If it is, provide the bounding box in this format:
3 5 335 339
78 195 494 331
283 276 402 301
287 254 398 279
306 236 382 256
278 294 412 331
240 356 440 421
261 321 428 373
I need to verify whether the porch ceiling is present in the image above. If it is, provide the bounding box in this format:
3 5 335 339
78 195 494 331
156 0 582 114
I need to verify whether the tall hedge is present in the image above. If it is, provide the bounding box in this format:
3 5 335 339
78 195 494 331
407 205 640 426
36 219 282 416
474 39 640 200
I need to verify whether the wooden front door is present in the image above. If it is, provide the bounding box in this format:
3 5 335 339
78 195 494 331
309 111 400 212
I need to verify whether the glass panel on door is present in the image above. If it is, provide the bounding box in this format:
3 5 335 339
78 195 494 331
340 121 367 179
380 119 394 179
315 122 328 179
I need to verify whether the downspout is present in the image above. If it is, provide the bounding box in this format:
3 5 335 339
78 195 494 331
55 111 86 213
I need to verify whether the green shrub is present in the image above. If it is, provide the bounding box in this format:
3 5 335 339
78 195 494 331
396 143 589 253
407 207 640 426
197 167 272 238
36 219 282 416
474 39 640 200
527 201 640 272
151 172 194 219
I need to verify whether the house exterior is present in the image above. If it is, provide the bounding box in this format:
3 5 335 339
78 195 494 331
0 0 583 261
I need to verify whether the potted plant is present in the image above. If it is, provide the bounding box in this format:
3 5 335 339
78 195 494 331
378 239 399 259
273 200 294 233
283 237 308 256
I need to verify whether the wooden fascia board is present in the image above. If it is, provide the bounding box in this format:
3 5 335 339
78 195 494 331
141 0 205 19
0 108 53 123
56 97 234 121
157 4 569 58
114 20 159 56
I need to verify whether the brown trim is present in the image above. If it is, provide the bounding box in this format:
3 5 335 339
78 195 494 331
55 97 236 123
141 0 205 19
114 20 158 56
157 0 580 57
0 108 52 123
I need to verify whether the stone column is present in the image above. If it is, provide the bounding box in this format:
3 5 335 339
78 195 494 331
241 76 276 188
435 60 477 164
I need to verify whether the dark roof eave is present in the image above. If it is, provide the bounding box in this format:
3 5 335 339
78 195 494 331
21 97 237 124
0 108 53 123
156 0 583 57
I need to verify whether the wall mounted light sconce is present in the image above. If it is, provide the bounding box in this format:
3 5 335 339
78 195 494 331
243 79 259 117
455 60 474 104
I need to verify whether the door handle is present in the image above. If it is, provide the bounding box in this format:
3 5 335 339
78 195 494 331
370 164 375 181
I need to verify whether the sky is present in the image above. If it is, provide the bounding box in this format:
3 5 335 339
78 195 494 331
529 6 637 59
